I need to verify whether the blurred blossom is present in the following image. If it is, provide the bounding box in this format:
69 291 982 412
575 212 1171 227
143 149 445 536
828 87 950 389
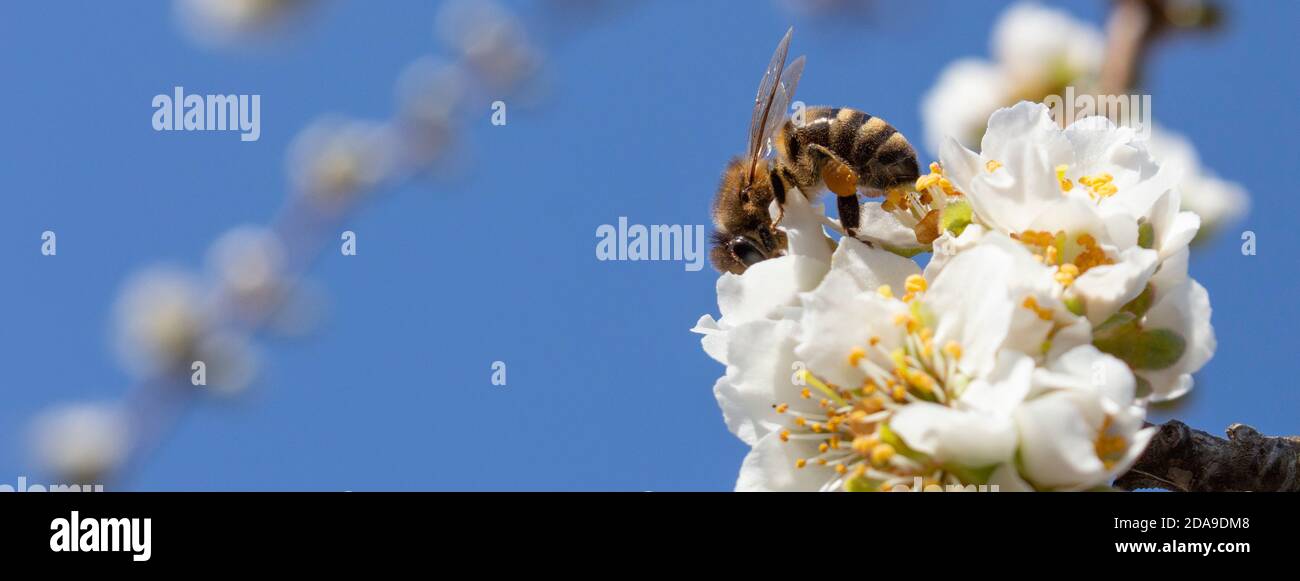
175 0 317 47
31 403 129 482
288 118 398 210
920 60 1009 161
991 2 1104 95
436 0 543 93
393 57 466 171
113 268 209 378
921 2 1247 241
922 2 1103 154
196 332 260 396
207 225 288 320
1141 126 1249 236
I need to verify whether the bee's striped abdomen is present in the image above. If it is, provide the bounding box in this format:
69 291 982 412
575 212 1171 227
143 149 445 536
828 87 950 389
780 106 919 192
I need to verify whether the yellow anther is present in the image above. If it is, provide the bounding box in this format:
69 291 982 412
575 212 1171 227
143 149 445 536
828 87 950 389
906 369 935 394
1074 233 1113 273
1079 172 1118 200
889 348 907 370
877 285 894 299
795 458 807 469
835 463 848 475
1059 263 1080 277
915 174 940 192
848 346 867 367
800 388 811 399
943 341 962 360
929 161 943 175
938 177 957 195
775 403 789 414
869 336 881 347
882 189 907 212
852 435 878 455
857 396 884 414
819 442 830 453
891 385 907 402
1022 296 1054 321
870 443 896 467
1055 164 1073 192
892 314 918 332
985 159 1002 172
904 274 928 294
779 429 791 442
1044 245 1059 266
1094 417 1127 469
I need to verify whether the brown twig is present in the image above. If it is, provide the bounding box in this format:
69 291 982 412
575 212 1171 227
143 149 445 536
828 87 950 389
1116 421 1300 492
1099 0 1155 95
1099 0 1222 95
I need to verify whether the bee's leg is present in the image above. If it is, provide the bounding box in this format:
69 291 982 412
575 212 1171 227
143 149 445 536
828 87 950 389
769 166 787 228
837 193 861 238
816 153 861 236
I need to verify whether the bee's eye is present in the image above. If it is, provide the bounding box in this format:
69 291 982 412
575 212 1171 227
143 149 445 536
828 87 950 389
730 237 765 267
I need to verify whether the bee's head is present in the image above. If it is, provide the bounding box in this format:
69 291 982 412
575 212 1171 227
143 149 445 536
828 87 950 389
710 157 787 274
710 231 776 274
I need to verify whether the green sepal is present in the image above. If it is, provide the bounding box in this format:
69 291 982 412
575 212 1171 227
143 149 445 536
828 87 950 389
1121 285 1155 317
1137 221 1155 249
1092 312 1186 370
940 201 973 237
942 463 999 486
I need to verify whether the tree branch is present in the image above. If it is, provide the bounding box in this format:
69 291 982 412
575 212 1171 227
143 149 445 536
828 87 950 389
1116 421 1300 491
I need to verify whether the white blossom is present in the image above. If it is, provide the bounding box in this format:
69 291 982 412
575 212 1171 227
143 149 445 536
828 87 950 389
921 2 1102 155
920 2 1249 235
175 0 316 47
288 118 398 211
31 403 129 482
938 102 1214 400
113 268 210 378
1015 345 1154 490
697 205 1118 491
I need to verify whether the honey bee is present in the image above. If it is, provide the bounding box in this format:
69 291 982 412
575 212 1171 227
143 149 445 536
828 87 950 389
710 28 921 274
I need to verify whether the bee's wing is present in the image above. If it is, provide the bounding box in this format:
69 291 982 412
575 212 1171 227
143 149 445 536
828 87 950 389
746 28 794 181
757 55 804 158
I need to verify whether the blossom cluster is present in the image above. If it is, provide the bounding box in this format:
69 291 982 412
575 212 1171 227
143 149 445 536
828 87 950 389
921 1 1247 236
695 102 1215 491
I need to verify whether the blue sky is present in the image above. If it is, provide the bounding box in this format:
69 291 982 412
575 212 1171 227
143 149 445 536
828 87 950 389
0 0 1295 490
